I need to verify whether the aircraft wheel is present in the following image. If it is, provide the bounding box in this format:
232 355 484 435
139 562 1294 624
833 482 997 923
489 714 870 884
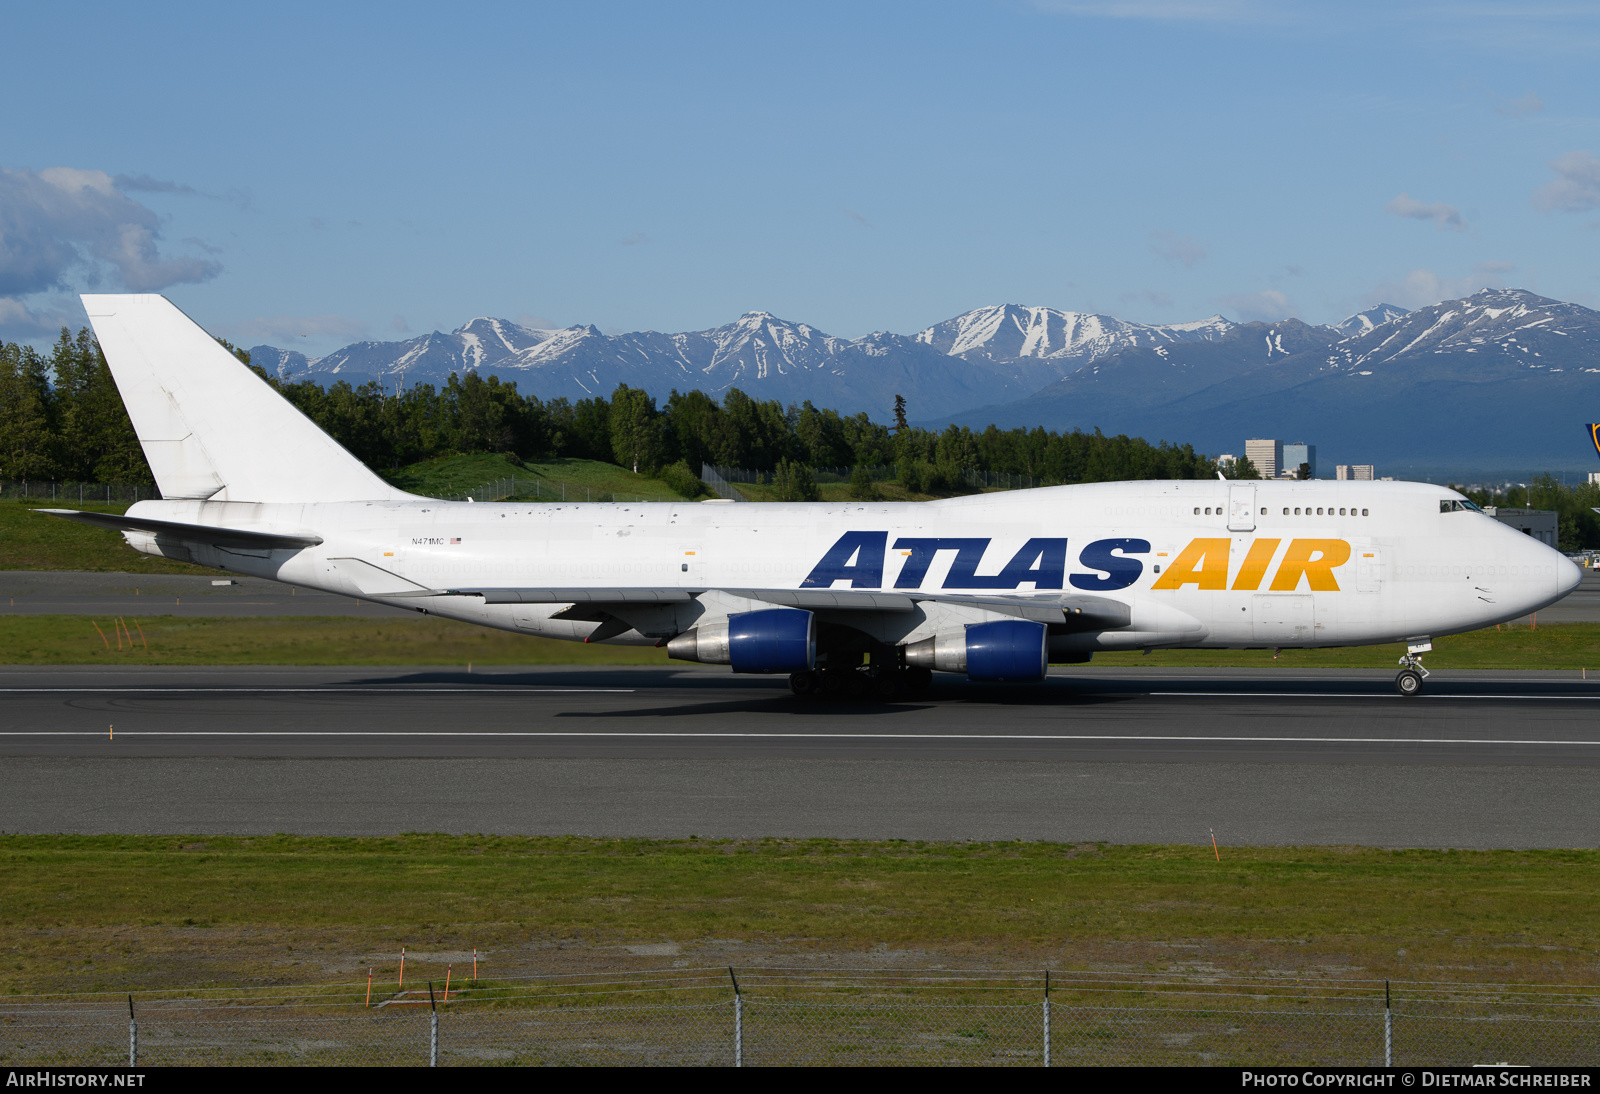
789 671 819 697
843 671 871 699
1394 669 1423 697
872 671 903 700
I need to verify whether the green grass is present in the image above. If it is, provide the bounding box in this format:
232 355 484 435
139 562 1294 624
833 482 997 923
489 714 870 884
0 614 674 665
1089 622 1599 670
4 836 1600 992
0 500 210 574
382 453 701 503
0 613 1588 668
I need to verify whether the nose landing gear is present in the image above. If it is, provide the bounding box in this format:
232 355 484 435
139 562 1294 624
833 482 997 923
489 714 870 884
1395 639 1432 696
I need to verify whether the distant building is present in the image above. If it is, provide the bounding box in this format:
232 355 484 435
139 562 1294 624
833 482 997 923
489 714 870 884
1337 464 1375 481
1245 439 1281 480
1484 507 1559 549
1216 454 1237 469
1589 471 1600 486
1282 442 1316 479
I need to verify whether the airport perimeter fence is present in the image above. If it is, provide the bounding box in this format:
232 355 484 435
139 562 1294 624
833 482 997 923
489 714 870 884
435 477 676 505
0 480 157 504
5 970 1600 1067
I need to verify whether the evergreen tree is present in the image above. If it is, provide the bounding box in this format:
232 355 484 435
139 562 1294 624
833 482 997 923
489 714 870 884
0 342 58 478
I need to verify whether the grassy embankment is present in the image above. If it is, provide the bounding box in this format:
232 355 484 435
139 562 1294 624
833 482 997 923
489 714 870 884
3 836 1599 993
0 612 1593 668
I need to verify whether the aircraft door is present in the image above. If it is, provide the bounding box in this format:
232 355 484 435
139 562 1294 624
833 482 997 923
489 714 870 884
1228 486 1256 532
1253 594 1313 644
1354 540 1382 593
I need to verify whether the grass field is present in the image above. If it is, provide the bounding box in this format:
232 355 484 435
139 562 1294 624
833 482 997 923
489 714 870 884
0 614 675 666
3 836 1598 993
383 453 702 502
0 611 1590 668
0 500 210 575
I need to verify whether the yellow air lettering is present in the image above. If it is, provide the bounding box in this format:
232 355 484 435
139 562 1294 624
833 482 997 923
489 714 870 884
1151 538 1231 590
1230 538 1281 591
1269 539 1351 592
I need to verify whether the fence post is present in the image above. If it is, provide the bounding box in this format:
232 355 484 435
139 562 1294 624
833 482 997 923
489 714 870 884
729 967 742 1067
1384 980 1392 1067
1043 970 1051 1067
127 995 137 1068
429 981 438 1067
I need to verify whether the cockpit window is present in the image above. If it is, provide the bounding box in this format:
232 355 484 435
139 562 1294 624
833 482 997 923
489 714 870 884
1440 499 1484 514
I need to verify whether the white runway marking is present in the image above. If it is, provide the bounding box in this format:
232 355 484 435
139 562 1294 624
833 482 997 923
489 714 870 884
3 731 1597 746
1152 692 1600 700
0 688 634 694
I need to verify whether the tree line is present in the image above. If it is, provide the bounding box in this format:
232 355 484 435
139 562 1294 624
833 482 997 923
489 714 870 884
0 326 1224 491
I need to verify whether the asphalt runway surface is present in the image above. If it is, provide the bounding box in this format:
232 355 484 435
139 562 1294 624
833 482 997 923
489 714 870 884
0 571 411 617
3 664 1600 846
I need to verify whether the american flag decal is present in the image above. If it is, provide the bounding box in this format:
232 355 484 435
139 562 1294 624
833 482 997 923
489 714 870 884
450 537 461 544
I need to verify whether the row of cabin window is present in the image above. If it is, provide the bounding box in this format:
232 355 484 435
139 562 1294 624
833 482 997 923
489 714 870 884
1195 506 1370 517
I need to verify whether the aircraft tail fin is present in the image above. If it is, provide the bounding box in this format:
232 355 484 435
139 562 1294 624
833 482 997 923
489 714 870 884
1588 423 1600 463
82 294 404 503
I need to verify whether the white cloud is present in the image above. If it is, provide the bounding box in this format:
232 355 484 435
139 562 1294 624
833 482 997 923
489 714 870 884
225 314 370 343
1217 289 1296 322
1386 192 1465 231
1364 265 1511 310
0 166 221 302
1149 230 1206 267
1533 150 1600 212
619 231 651 245
1497 91 1544 117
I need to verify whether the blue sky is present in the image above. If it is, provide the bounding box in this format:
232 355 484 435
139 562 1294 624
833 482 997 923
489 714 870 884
3 0 1599 353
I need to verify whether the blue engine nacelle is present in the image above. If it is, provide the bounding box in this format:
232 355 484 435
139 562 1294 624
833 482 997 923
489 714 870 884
664 607 816 674
903 619 1049 682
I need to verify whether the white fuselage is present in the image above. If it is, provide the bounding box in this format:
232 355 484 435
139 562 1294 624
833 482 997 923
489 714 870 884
121 478 1579 653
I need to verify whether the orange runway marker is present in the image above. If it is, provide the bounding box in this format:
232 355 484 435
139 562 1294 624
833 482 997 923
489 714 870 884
1210 828 1221 862
365 968 373 1008
133 619 147 650
398 947 405 991
444 964 452 1000
92 621 109 649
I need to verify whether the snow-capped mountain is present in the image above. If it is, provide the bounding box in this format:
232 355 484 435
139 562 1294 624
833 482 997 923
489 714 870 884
255 311 1030 419
246 290 1600 468
1333 303 1407 339
936 289 1600 470
915 303 1235 367
1327 289 1600 369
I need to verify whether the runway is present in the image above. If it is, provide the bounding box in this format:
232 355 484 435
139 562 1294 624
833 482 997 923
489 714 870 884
3 665 1599 846
0 571 411 617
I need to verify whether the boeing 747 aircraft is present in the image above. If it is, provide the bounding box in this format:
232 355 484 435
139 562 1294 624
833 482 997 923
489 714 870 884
45 295 1581 698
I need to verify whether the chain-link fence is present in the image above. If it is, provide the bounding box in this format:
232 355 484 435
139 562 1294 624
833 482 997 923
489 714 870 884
0 481 157 504
4 969 1600 1067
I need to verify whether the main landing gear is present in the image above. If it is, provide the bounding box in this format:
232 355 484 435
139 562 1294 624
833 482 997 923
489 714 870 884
1394 640 1433 697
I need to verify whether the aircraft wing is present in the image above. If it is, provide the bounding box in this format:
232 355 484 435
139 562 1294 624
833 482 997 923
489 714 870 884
406 585 1128 626
38 509 324 550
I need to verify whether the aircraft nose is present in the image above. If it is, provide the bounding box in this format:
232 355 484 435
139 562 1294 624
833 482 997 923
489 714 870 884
1559 555 1583 597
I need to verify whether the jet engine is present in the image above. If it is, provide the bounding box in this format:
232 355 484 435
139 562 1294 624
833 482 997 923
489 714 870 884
666 607 816 674
903 619 1048 682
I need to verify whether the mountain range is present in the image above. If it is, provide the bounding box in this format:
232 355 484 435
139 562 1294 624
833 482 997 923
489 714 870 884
249 289 1600 473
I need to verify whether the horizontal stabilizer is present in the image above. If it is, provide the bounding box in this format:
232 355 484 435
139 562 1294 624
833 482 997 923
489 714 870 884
38 509 323 550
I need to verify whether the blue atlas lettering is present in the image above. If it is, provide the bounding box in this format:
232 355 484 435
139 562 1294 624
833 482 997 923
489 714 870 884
1070 538 1150 591
801 531 888 588
946 537 1067 589
892 538 990 589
